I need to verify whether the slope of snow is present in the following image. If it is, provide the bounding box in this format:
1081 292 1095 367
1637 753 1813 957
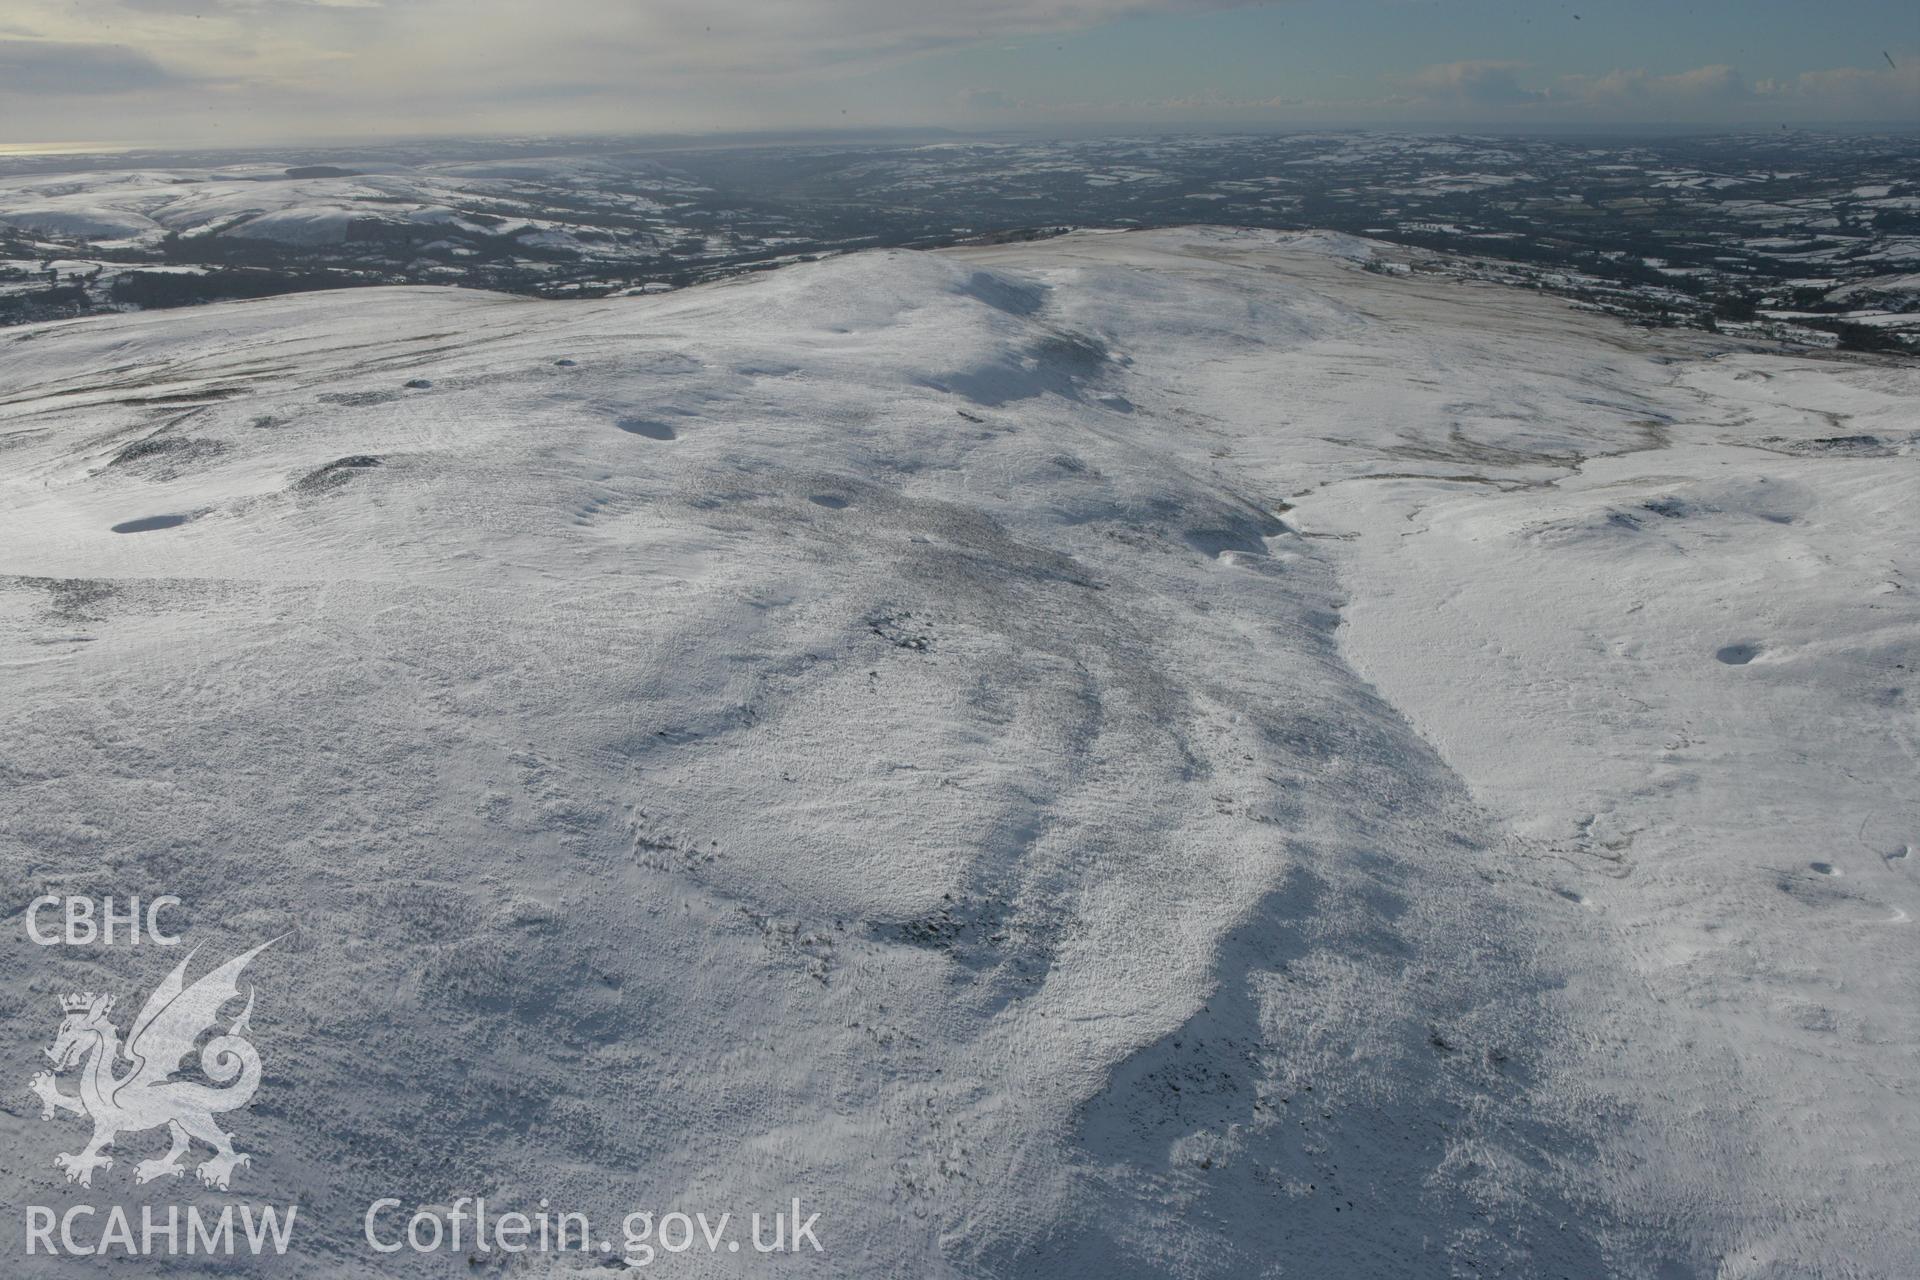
0 228 1913 1277
0 160 695 250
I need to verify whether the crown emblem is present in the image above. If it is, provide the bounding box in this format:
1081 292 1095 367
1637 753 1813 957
59 993 98 1013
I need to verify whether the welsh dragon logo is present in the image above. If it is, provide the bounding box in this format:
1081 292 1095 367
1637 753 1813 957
28 940 277 1190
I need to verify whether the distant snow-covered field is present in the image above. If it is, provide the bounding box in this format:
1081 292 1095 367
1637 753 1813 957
0 158 691 249
1 228 1914 1277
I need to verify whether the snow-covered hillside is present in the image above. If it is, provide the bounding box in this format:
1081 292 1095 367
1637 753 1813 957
0 158 693 248
1 228 1914 1277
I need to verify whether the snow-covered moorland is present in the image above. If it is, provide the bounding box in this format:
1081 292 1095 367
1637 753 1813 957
0 228 1914 1277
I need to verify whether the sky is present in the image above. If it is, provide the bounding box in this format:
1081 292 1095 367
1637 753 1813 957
0 0 1915 147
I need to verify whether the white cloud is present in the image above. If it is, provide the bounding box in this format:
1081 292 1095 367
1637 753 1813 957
0 0 1279 139
1558 64 1750 116
1402 60 1545 108
1557 59 1920 121
0 1 1915 142
1386 56 1920 124
1759 60 1920 120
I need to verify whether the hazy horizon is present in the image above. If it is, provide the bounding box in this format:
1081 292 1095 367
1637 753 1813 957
7 120 1920 164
